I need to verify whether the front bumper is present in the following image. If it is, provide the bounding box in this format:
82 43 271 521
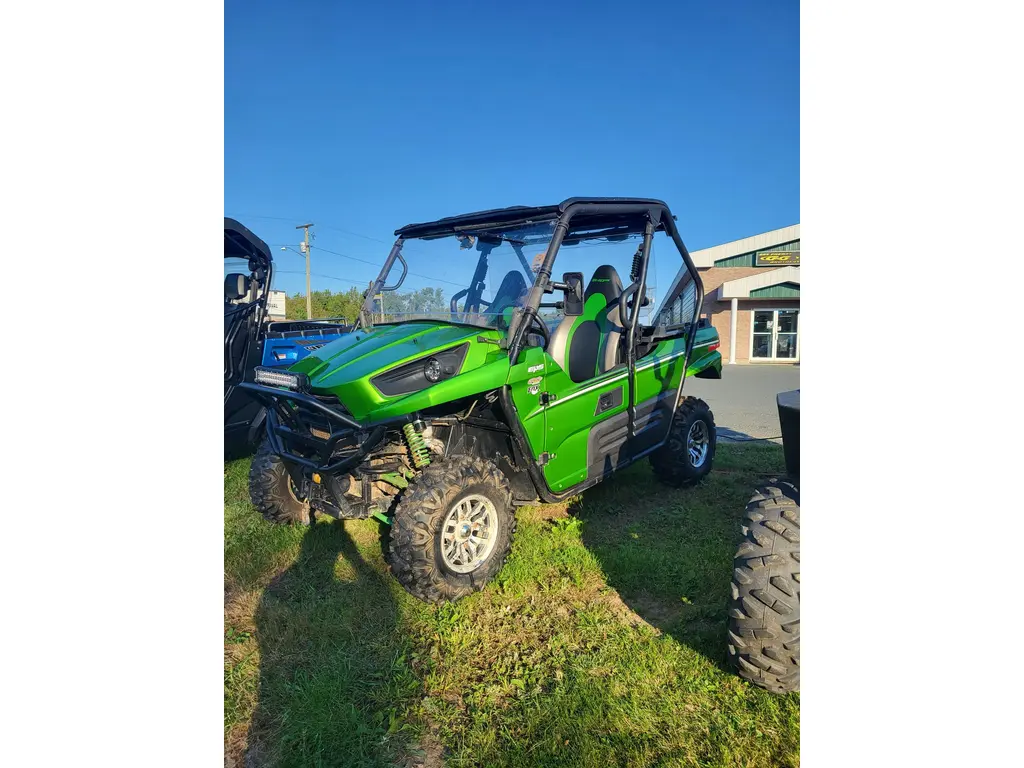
237 382 393 475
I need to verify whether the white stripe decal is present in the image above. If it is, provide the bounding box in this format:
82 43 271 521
539 339 716 412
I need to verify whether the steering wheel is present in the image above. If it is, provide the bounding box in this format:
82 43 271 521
618 283 640 328
527 312 550 347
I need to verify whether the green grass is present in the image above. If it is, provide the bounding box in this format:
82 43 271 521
225 443 799 767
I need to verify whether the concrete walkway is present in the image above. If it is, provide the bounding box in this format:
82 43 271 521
681 364 799 442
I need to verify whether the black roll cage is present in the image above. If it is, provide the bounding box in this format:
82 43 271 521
224 218 275 386
357 198 705 441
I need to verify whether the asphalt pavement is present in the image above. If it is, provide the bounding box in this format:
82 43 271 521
682 364 800 443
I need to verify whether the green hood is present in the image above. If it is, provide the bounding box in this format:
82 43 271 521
289 321 509 422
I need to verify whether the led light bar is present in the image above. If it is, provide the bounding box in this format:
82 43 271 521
254 366 309 391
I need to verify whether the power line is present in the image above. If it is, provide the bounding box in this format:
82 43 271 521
234 213 434 258
274 246 378 270
312 245 468 288
244 212 655 290
275 269 366 286
280 242 466 289
233 213 394 245
316 223 394 246
310 245 385 269
231 214 302 223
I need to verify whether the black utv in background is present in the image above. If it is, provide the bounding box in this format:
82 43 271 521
224 218 277 458
224 218 355 457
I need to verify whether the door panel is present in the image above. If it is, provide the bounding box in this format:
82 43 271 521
585 390 675 480
541 335 689 493
539 361 629 492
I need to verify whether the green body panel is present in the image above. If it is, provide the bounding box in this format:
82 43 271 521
506 346 550 461
286 317 720 496
686 325 723 377
506 326 721 493
368 354 509 422
290 321 508 422
539 336 689 491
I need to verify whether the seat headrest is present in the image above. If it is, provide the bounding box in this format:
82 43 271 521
490 270 528 310
225 273 251 301
584 265 623 306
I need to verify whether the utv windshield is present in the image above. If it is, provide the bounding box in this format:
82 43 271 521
366 219 670 331
367 222 556 330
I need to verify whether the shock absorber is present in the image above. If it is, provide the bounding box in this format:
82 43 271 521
630 245 644 282
402 420 431 469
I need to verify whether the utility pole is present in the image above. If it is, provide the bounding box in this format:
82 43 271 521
296 223 314 319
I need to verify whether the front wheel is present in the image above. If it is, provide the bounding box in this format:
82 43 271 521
248 440 311 525
387 455 516 603
649 396 717 487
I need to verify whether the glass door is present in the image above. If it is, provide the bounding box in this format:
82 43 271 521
751 309 799 360
775 309 799 359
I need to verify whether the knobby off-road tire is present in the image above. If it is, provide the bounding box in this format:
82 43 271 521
388 455 516 603
248 440 312 525
727 483 800 693
649 396 717 487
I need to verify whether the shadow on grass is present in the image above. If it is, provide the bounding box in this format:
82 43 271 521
245 520 419 768
569 445 785 674
225 443 798 768
716 426 781 443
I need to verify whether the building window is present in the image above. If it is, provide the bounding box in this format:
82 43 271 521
654 278 697 330
751 308 799 361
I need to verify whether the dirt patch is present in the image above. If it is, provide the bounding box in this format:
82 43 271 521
225 588 260 630
399 724 446 768
516 502 571 523
224 730 249 768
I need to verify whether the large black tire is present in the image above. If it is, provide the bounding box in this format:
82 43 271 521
388 455 516 603
649 396 717 487
248 440 312 525
727 483 800 693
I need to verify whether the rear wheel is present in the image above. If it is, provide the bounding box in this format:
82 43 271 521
388 455 515 603
248 440 312 525
649 396 716 486
727 483 800 693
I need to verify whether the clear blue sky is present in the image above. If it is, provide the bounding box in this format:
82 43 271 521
226 0 799 301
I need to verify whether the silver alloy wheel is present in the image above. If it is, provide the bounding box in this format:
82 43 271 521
687 419 710 468
441 493 498 574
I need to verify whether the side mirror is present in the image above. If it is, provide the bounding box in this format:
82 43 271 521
563 272 584 316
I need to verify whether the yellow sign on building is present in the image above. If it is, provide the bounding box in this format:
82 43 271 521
755 251 800 266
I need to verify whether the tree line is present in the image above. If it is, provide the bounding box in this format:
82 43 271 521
284 286 448 322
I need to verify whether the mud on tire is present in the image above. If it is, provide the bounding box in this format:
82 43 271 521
727 482 800 693
649 396 716 487
387 455 515 603
248 439 311 525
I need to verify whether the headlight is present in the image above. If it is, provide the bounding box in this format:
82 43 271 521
254 366 309 391
424 358 442 383
371 343 469 397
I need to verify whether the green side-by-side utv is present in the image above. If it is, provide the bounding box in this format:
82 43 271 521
241 197 722 603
